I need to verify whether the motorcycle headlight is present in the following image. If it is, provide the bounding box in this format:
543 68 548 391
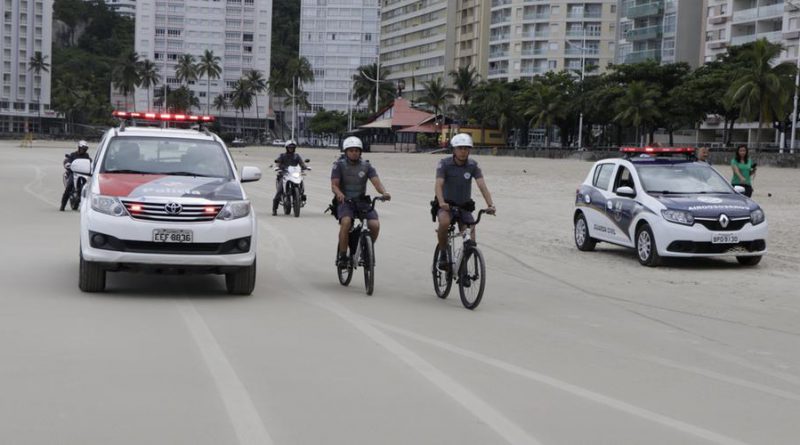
90 194 127 217
661 209 694 226
750 208 765 225
217 200 251 221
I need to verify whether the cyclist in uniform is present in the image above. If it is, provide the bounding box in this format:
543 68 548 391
331 136 391 267
435 133 495 269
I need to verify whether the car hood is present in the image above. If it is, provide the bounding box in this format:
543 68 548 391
654 194 755 218
98 174 243 201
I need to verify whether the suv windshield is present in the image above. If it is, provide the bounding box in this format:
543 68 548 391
637 163 733 194
100 137 233 179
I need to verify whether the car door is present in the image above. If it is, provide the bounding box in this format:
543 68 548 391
582 162 617 243
604 164 638 247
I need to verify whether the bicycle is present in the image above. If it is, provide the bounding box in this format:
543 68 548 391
432 207 491 310
335 196 386 295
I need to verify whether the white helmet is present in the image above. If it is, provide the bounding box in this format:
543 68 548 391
284 140 297 149
342 136 363 151
451 133 473 148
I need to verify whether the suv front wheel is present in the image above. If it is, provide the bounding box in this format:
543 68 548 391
79 250 106 292
226 258 256 295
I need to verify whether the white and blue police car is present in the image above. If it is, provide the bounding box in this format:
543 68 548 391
573 146 767 266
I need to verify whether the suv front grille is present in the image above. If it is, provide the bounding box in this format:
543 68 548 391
122 200 223 222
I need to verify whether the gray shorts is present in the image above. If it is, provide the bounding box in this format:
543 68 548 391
437 208 475 225
338 200 378 222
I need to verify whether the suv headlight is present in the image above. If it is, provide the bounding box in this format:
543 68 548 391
90 194 127 217
750 208 765 225
217 200 251 221
661 209 694 226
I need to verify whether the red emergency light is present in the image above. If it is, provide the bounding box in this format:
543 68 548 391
113 110 215 122
620 146 695 154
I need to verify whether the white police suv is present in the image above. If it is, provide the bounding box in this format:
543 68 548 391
70 112 262 293
573 146 767 266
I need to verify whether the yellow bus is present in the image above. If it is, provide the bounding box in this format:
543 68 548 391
439 125 506 147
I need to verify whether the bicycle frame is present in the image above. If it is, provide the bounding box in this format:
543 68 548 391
347 196 383 268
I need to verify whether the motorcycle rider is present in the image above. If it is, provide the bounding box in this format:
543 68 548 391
331 136 391 268
60 140 92 211
272 140 309 215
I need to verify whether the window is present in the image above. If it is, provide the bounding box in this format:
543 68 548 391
593 163 614 190
613 166 635 191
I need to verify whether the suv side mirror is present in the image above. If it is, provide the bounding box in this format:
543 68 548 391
615 186 635 198
241 166 261 183
71 158 92 175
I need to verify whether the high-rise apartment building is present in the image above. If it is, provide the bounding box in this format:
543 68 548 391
106 0 137 19
379 0 456 98
616 0 703 67
487 1 618 82
133 0 272 125
703 0 799 64
454 0 491 77
299 0 380 113
0 0 52 133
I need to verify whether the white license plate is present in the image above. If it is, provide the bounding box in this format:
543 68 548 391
712 233 739 244
153 229 193 243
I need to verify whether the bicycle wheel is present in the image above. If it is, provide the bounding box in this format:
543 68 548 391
362 235 375 296
432 245 452 299
458 246 486 310
336 244 353 286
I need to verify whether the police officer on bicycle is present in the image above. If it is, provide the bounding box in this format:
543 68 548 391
331 136 391 267
435 133 495 269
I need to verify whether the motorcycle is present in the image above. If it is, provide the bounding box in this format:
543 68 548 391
274 161 310 217
63 154 88 211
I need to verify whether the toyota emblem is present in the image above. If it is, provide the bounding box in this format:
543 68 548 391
165 202 183 215
719 213 729 228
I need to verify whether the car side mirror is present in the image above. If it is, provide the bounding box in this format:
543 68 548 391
733 185 746 194
615 186 635 198
241 166 261 183
71 158 92 175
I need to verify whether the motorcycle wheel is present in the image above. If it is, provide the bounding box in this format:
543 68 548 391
292 187 301 217
283 187 292 215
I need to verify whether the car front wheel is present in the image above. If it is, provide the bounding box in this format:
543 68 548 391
574 213 597 251
635 224 661 267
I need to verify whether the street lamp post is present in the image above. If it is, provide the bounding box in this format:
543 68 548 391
360 60 392 114
284 76 298 140
567 29 588 149
789 0 800 154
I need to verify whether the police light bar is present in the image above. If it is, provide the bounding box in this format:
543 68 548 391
620 146 695 154
113 111 214 122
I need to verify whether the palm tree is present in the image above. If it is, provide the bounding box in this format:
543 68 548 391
212 94 229 114
269 57 314 138
230 79 254 133
197 50 222 114
175 53 198 87
167 86 200 113
138 59 161 111
448 65 480 121
28 51 50 133
244 69 267 123
727 38 795 148
419 77 454 124
111 51 141 110
352 63 394 113
613 81 661 146
522 82 570 148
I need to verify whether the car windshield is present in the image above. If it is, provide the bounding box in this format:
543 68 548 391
637 163 733 194
100 137 233 179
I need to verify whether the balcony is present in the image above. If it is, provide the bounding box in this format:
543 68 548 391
625 25 662 41
566 11 602 19
522 30 550 39
732 3 784 24
731 31 782 46
489 33 511 42
624 49 661 64
522 13 549 21
521 47 547 56
488 67 508 76
566 47 599 56
488 50 509 59
626 1 663 19
565 29 601 38
520 66 547 75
